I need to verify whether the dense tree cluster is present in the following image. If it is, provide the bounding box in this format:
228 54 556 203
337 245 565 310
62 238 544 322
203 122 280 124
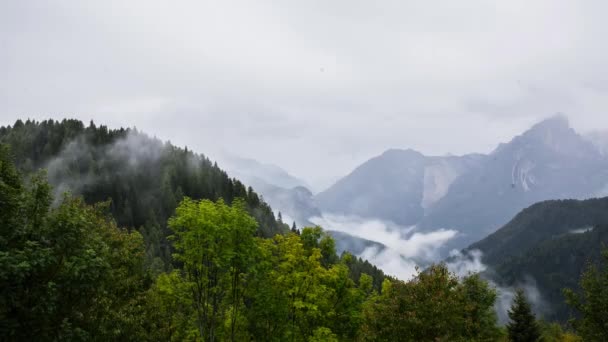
0 145 151 340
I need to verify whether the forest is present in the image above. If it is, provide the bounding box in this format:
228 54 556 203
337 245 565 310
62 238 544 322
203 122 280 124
1 120 607 341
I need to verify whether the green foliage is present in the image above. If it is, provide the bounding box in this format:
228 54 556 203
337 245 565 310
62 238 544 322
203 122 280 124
564 248 608 341
300 226 338 267
0 147 151 341
244 231 370 341
343 252 389 292
167 198 258 341
507 289 541 342
538 321 582 342
360 264 500 341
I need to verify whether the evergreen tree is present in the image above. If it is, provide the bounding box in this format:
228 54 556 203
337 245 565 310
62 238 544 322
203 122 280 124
564 248 608 341
507 289 541 342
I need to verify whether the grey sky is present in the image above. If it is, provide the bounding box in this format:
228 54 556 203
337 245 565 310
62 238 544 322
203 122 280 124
2 0 608 190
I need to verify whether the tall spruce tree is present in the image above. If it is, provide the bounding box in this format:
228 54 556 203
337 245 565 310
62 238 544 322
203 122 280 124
291 221 297 232
507 289 541 342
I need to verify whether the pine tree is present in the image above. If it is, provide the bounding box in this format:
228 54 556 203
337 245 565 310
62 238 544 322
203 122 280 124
507 289 541 342
291 221 297 233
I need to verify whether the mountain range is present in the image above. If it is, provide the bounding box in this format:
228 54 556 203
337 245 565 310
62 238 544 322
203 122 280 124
315 115 608 252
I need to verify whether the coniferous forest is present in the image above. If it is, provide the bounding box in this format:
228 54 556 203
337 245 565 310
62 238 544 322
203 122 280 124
1 119 606 341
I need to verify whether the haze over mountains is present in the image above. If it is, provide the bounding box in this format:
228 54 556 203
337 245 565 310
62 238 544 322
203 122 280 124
219 155 321 227
313 115 608 253
221 115 608 275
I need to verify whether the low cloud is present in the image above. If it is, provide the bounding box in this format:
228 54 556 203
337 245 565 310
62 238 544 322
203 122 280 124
310 214 457 279
447 249 546 324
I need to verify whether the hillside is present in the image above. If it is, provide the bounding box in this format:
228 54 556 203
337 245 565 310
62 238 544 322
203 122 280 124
463 197 608 321
0 119 286 269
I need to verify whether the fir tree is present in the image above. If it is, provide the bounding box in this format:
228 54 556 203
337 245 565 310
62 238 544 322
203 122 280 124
507 289 541 342
291 221 297 233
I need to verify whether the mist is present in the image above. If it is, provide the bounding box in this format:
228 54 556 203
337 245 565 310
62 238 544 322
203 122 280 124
309 212 548 322
45 131 167 202
447 250 547 324
310 214 457 279
4 1 608 188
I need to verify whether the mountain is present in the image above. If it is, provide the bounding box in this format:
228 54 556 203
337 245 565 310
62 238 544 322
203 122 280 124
315 149 484 226
421 115 608 249
317 115 608 252
220 155 311 190
219 155 321 227
249 182 321 227
460 197 608 321
585 130 608 156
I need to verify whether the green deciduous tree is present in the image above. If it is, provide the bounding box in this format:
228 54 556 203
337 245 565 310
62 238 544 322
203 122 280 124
360 264 500 341
167 197 258 341
244 230 371 342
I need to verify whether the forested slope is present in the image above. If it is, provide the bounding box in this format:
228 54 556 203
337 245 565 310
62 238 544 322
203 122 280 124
464 197 608 321
0 119 285 269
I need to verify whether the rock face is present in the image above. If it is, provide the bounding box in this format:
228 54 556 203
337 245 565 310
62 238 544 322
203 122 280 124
316 115 608 251
315 149 484 226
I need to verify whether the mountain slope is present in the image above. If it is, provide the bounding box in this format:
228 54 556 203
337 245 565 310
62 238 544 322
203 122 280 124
315 149 483 226
421 115 608 248
462 197 608 321
220 155 311 190
0 119 287 269
467 197 608 265
219 155 321 227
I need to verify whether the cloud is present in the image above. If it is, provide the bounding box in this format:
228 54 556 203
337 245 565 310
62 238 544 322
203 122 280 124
3 1 608 189
311 214 457 279
45 130 168 204
312 214 547 322
446 249 487 277
446 249 547 324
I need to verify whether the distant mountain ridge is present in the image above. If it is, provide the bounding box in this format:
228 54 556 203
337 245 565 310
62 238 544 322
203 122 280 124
315 115 608 251
220 155 311 190
219 155 321 227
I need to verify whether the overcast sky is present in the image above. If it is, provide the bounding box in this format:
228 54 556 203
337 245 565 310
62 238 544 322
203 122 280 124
2 0 608 190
